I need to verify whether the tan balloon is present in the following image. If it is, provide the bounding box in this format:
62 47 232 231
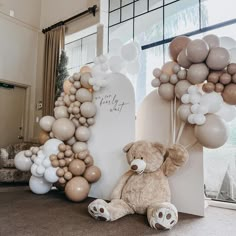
80 72 93 89
177 48 192 69
232 74 236 83
38 130 50 145
65 176 90 202
52 118 75 141
175 80 191 99
206 47 230 70
84 155 94 167
63 80 72 94
219 73 231 85
169 36 191 61
63 94 71 106
202 82 215 93
215 83 225 93
69 159 86 176
54 106 69 119
202 34 220 49
187 63 209 84
83 166 101 183
177 104 191 122
222 84 236 105
80 102 97 118
72 142 88 154
194 114 229 148
161 61 178 76
227 63 236 75
58 143 66 152
186 39 209 63
75 126 91 142
39 116 55 132
207 72 222 84
158 83 175 101
80 65 91 74
75 88 93 103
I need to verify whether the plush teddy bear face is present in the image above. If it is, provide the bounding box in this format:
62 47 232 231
123 141 166 173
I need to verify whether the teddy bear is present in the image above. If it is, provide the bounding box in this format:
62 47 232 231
88 140 189 230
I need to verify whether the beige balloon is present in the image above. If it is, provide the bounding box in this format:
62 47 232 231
63 80 72 94
39 116 55 132
72 142 88 154
80 65 91 74
75 126 91 142
194 114 229 149
69 159 86 176
83 166 101 183
63 94 71 106
202 34 220 49
52 118 75 141
177 48 192 69
222 84 236 105
161 61 178 75
65 176 90 202
187 63 209 84
175 80 191 99
54 106 69 119
177 104 192 122
75 88 93 103
80 72 93 89
80 102 97 118
158 83 175 101
206 47 230 70
227 63 236 75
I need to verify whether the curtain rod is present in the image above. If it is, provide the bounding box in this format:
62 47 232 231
42 5 97 34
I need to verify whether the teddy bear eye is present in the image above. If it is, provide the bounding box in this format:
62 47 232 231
141 157 143 160
134 157 136 159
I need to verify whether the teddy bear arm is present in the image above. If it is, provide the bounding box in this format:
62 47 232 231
110 170 134 200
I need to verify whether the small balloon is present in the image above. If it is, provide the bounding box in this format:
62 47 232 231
177 104 191 122
158 83 175 101
14 151 33 171
175 80 191 99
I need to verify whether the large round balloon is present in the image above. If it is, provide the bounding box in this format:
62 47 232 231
187 63 209 84
69 159 86 176
83 165 101 183
39 116 55 132
216 102 236 122
72 142 88 154
52 118 75 141
222 84 236 105
169 36 191 61
177 48 192 69
80 102 97 118
29 176 52 194
43 138 63 157
14 151 33 171
75 126 91 142
194 114 229 148
203 34 220 49
121 42 138 61
76 88 93 103
65 176 90 202
54 106 69 119
80 72 93 89
220 36 236 50
200 92 223 113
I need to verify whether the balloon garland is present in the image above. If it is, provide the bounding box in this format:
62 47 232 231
151 34 236 149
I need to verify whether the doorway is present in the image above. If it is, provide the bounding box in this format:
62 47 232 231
0 83 26 147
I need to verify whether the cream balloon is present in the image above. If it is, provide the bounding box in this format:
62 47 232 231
187 63 209 84
75 88 93 103
80 102 97 118
29 176 52 194
175 80 191 99
14 151 33 171
203 34 220 49
158 83 175 101
39 116 55 132
177 104 191 122
81 73 93 89
177 48 192 69
54 106 69 119
75 126 91 142
72 142 88 154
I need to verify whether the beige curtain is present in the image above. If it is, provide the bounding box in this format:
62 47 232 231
43 25 65 116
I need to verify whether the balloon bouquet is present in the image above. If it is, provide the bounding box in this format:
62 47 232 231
151 34 236 149
14 40 141 202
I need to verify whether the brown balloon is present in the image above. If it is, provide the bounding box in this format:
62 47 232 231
202 82 215 93
169 36 191 61
232 74 236 83
65 176 90 202
222 84 236 105
227 63 236 75
38 130 49 145
83 166 101 183
219 73 231 85
84 155 94 167
207 71 222 84
68 159 86 176
215 83 225 93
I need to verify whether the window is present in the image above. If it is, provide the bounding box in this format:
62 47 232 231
65 33 97 75
108 0 236 205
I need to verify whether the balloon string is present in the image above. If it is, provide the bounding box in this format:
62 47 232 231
170 100 174 145
173 96 177 144
185 140 198 150
176 121 186 144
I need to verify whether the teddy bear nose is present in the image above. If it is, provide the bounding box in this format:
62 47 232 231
131 165 138 170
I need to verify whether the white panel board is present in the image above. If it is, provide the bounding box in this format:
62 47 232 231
88 73 135 200
136 90 205 216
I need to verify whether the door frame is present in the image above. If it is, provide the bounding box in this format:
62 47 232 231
0 78 31 142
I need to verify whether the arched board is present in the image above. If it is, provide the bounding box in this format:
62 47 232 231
136 90 205 216
88 73 135 200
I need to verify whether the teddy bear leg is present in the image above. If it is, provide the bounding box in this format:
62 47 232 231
88 199 134 222
147 202 178 230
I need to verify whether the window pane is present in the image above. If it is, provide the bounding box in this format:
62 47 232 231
121 4 133 21
81 34 97 65
135 0 147 16
201 0 236 28
109 19 133 45
163 43 171 62
164 0 176 4
134 8 163 46
164 0 199 38
122 0 133 6
109 9 120 26
149 0 163 10
110 0 120 11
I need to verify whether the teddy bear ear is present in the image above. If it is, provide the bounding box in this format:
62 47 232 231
123 142 134 153
152 142 166 156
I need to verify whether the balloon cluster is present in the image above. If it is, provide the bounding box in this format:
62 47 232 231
15 67 101 202
90 39 140 92
151 34 236 149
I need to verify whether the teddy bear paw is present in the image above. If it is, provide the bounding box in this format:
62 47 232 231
149 205 178 230
88 199 111 221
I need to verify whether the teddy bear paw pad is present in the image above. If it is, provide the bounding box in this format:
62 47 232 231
88 200 111 221
149 207 177 230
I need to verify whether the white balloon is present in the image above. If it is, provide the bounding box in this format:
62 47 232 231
200 92 223 113
229 48 236 63
126 60 140 74
194 114 206 125
121 42 138 61
188 114 196 124
43 139 63 158
198 105 209 114
42 159 51 168
31 163 43 177
29 176 52 194
39 116 55 132
181 94 190 104
190 93 201 104
109 38 123 54
44 167 59 183
220 36 236 50
191 104 200 114
37 150 45 159
14 151 33 171
216 103 236 122
108 56 124 72
36 165 46 175
188 85 198 94
34 158 43 165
